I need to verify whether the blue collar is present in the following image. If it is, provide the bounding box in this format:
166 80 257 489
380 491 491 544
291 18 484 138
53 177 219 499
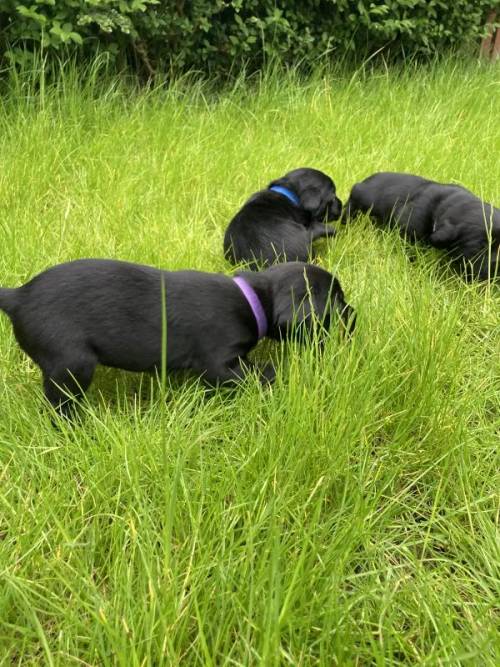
269 185 300 206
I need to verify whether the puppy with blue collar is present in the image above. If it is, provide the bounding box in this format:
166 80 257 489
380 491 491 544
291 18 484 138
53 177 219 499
224 168 342 269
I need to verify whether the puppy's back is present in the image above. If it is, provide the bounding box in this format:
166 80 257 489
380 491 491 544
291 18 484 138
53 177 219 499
346 172 432 219
224 191 310 268
17 259 161 319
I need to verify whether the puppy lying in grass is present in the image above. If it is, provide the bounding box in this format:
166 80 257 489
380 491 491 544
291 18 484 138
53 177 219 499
0 259 355 416
343 171 499 280
224 168 342 269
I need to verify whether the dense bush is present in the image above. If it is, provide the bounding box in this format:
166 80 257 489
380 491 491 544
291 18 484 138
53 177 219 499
0 1 496 74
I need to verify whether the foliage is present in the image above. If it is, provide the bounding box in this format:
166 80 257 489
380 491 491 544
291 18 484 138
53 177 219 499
0 0 157 66
0 1 496 73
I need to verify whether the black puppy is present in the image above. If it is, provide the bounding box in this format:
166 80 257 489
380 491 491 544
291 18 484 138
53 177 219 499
343 171 499 279
224 168 342 269
430 188 499 280
0 259 355 415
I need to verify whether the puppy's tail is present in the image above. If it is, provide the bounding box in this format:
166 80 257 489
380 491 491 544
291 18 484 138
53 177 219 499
0 287 18 318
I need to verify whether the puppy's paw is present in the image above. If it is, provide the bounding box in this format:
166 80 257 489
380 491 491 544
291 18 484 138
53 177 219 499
258 364 276 385
311 223 336 241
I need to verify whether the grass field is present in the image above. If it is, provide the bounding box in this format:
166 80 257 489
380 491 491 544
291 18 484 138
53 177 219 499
0 59 499 665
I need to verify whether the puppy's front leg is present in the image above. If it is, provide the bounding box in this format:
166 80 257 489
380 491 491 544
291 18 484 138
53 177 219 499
203 358 275 387
429 218 459 248
258 363 276 385
310 223 336 241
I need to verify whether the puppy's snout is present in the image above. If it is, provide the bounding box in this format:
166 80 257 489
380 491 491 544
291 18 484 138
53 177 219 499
329 197 343 221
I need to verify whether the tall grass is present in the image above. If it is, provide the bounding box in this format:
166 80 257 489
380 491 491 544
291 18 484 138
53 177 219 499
0 59 499 665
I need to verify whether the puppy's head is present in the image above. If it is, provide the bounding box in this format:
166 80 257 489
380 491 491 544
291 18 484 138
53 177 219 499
269 168 343 223
260 262 355 342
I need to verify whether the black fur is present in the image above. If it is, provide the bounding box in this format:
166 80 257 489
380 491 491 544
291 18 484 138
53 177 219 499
224 168 342 269
0 259 355 415
343 171 500 280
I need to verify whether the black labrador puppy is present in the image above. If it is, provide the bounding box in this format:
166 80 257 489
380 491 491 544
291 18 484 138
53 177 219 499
224 168 342 269
343 171 499 279
0 259 355 415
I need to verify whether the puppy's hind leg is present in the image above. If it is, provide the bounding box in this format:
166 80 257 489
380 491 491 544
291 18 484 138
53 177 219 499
42 351 97 417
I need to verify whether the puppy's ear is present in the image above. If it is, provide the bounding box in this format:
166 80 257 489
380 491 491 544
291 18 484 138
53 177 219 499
272 280 318 340
300 186 325 222
272 271 337 340
430 218 459 248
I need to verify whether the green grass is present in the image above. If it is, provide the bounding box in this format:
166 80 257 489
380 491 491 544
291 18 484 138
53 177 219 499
0 59 499 665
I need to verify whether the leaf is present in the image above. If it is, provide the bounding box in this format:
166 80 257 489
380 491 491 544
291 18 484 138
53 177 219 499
69 31 83 45
17 4 48 25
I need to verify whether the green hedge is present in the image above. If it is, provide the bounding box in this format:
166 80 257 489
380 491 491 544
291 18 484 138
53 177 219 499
0 1 496 74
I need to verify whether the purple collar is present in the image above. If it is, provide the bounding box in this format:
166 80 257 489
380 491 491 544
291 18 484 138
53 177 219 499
233 277 268 340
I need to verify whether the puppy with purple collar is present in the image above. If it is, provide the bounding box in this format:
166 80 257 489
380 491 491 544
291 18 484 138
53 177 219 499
224 168 342 269
0 259 355 416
